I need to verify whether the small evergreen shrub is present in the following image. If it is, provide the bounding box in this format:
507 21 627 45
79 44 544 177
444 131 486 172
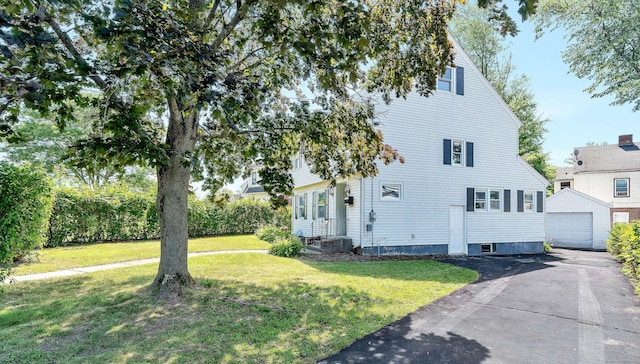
256 225 291 243
268 237 304 258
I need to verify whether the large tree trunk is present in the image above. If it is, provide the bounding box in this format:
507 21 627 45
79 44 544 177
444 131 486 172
151 97 198 297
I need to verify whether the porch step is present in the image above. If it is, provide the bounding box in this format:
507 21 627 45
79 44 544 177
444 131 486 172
304 237 353 254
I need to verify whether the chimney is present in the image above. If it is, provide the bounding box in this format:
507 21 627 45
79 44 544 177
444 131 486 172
619 134 633 146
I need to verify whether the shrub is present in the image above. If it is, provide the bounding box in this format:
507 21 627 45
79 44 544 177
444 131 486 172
0 163 54 277
268 236 304 258
48 188 292 246
256 225 291 244
607 222 640 294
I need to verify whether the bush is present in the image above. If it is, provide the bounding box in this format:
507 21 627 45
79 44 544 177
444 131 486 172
268 236 304 258
256 225 291 244
607 222 640 294
0 163 54 275
48 188 291 246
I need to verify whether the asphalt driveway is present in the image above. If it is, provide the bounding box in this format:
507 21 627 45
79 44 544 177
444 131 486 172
319 249 640 363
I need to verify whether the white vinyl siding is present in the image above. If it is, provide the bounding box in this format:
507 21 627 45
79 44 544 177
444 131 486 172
293 37 547 249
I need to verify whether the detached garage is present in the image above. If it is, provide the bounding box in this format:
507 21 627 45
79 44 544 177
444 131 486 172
546 189 611 250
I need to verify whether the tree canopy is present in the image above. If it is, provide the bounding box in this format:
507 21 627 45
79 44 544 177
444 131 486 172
0 0 539 296
535 0 640 111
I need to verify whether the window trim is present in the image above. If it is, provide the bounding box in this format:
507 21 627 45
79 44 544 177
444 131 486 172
313 190 327 220
437 67 453 92
380 182 403 201
474 189 486 211
451 139 465 166
523 191 535 213
295 193 307 219
489 189 502 212
614 178 630 198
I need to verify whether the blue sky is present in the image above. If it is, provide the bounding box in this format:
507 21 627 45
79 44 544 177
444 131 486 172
507 14 637 166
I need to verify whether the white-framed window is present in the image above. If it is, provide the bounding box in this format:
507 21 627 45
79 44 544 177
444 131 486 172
614 178 630 197
292 151 302 170
313 190 326 219
380 182 403 201
489 189 501 211
251 171 258 185
452 139 464 166
295 193 306 219
474 190 486 210
438 67 453 92
524 191 535 212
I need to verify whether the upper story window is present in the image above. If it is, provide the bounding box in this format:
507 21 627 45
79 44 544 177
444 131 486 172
560 181 571 189
615 178 630 197
251 171 258 185
452 140 464 166
438 67 453 92
292 151 302 170
438 66 465 95
443 139 474 167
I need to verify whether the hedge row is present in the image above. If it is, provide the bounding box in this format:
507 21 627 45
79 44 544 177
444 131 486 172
48 187 290 247
1 163 54 267
607 222 640 294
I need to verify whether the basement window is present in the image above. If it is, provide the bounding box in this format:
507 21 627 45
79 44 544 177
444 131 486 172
481 243 496 253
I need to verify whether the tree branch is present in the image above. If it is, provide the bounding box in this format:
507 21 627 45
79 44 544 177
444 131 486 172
211 0 257 49
45 14 109 90
206 0 223 24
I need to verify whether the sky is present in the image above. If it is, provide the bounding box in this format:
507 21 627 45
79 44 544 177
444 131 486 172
506 12 637 167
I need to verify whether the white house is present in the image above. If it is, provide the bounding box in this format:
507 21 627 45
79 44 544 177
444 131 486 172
290 38 549 256
546 188 611 250
238 165 270 201
554 135 640 225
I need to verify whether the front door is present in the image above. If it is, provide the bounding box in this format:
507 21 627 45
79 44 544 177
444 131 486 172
449 205 465 255
335 183 347 236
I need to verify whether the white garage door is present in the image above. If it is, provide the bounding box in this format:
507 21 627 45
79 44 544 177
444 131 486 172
546 212 593 249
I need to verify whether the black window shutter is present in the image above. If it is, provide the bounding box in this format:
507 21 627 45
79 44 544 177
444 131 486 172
517 190 524 212
443 139 452 165
537 191 544 213
467 188 475 212
456 67 464 95
504 190 511 212
466 142 474 167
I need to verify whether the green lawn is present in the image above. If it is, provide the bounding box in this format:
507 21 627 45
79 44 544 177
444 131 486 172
11 235 270 275
1 253 477 363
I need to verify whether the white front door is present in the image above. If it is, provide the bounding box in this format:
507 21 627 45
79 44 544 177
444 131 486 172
449 205 465 255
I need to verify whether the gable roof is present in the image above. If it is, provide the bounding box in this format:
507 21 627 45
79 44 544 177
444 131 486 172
448 35 522 130
555 167 575 180
547 187 611 208
572 143 640 173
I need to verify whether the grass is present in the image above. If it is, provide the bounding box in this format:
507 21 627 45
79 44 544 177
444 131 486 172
11 235 270 276
0 253 477 363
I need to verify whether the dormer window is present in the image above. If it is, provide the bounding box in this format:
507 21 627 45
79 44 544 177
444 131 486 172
251 171 258 185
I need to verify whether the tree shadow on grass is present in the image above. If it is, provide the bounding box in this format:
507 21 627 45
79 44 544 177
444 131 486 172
1 274 395 363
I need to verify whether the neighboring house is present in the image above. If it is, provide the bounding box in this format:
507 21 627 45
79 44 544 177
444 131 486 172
290 37 549 256
546 188 611 250
553 135 640 224
239 166 270 201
